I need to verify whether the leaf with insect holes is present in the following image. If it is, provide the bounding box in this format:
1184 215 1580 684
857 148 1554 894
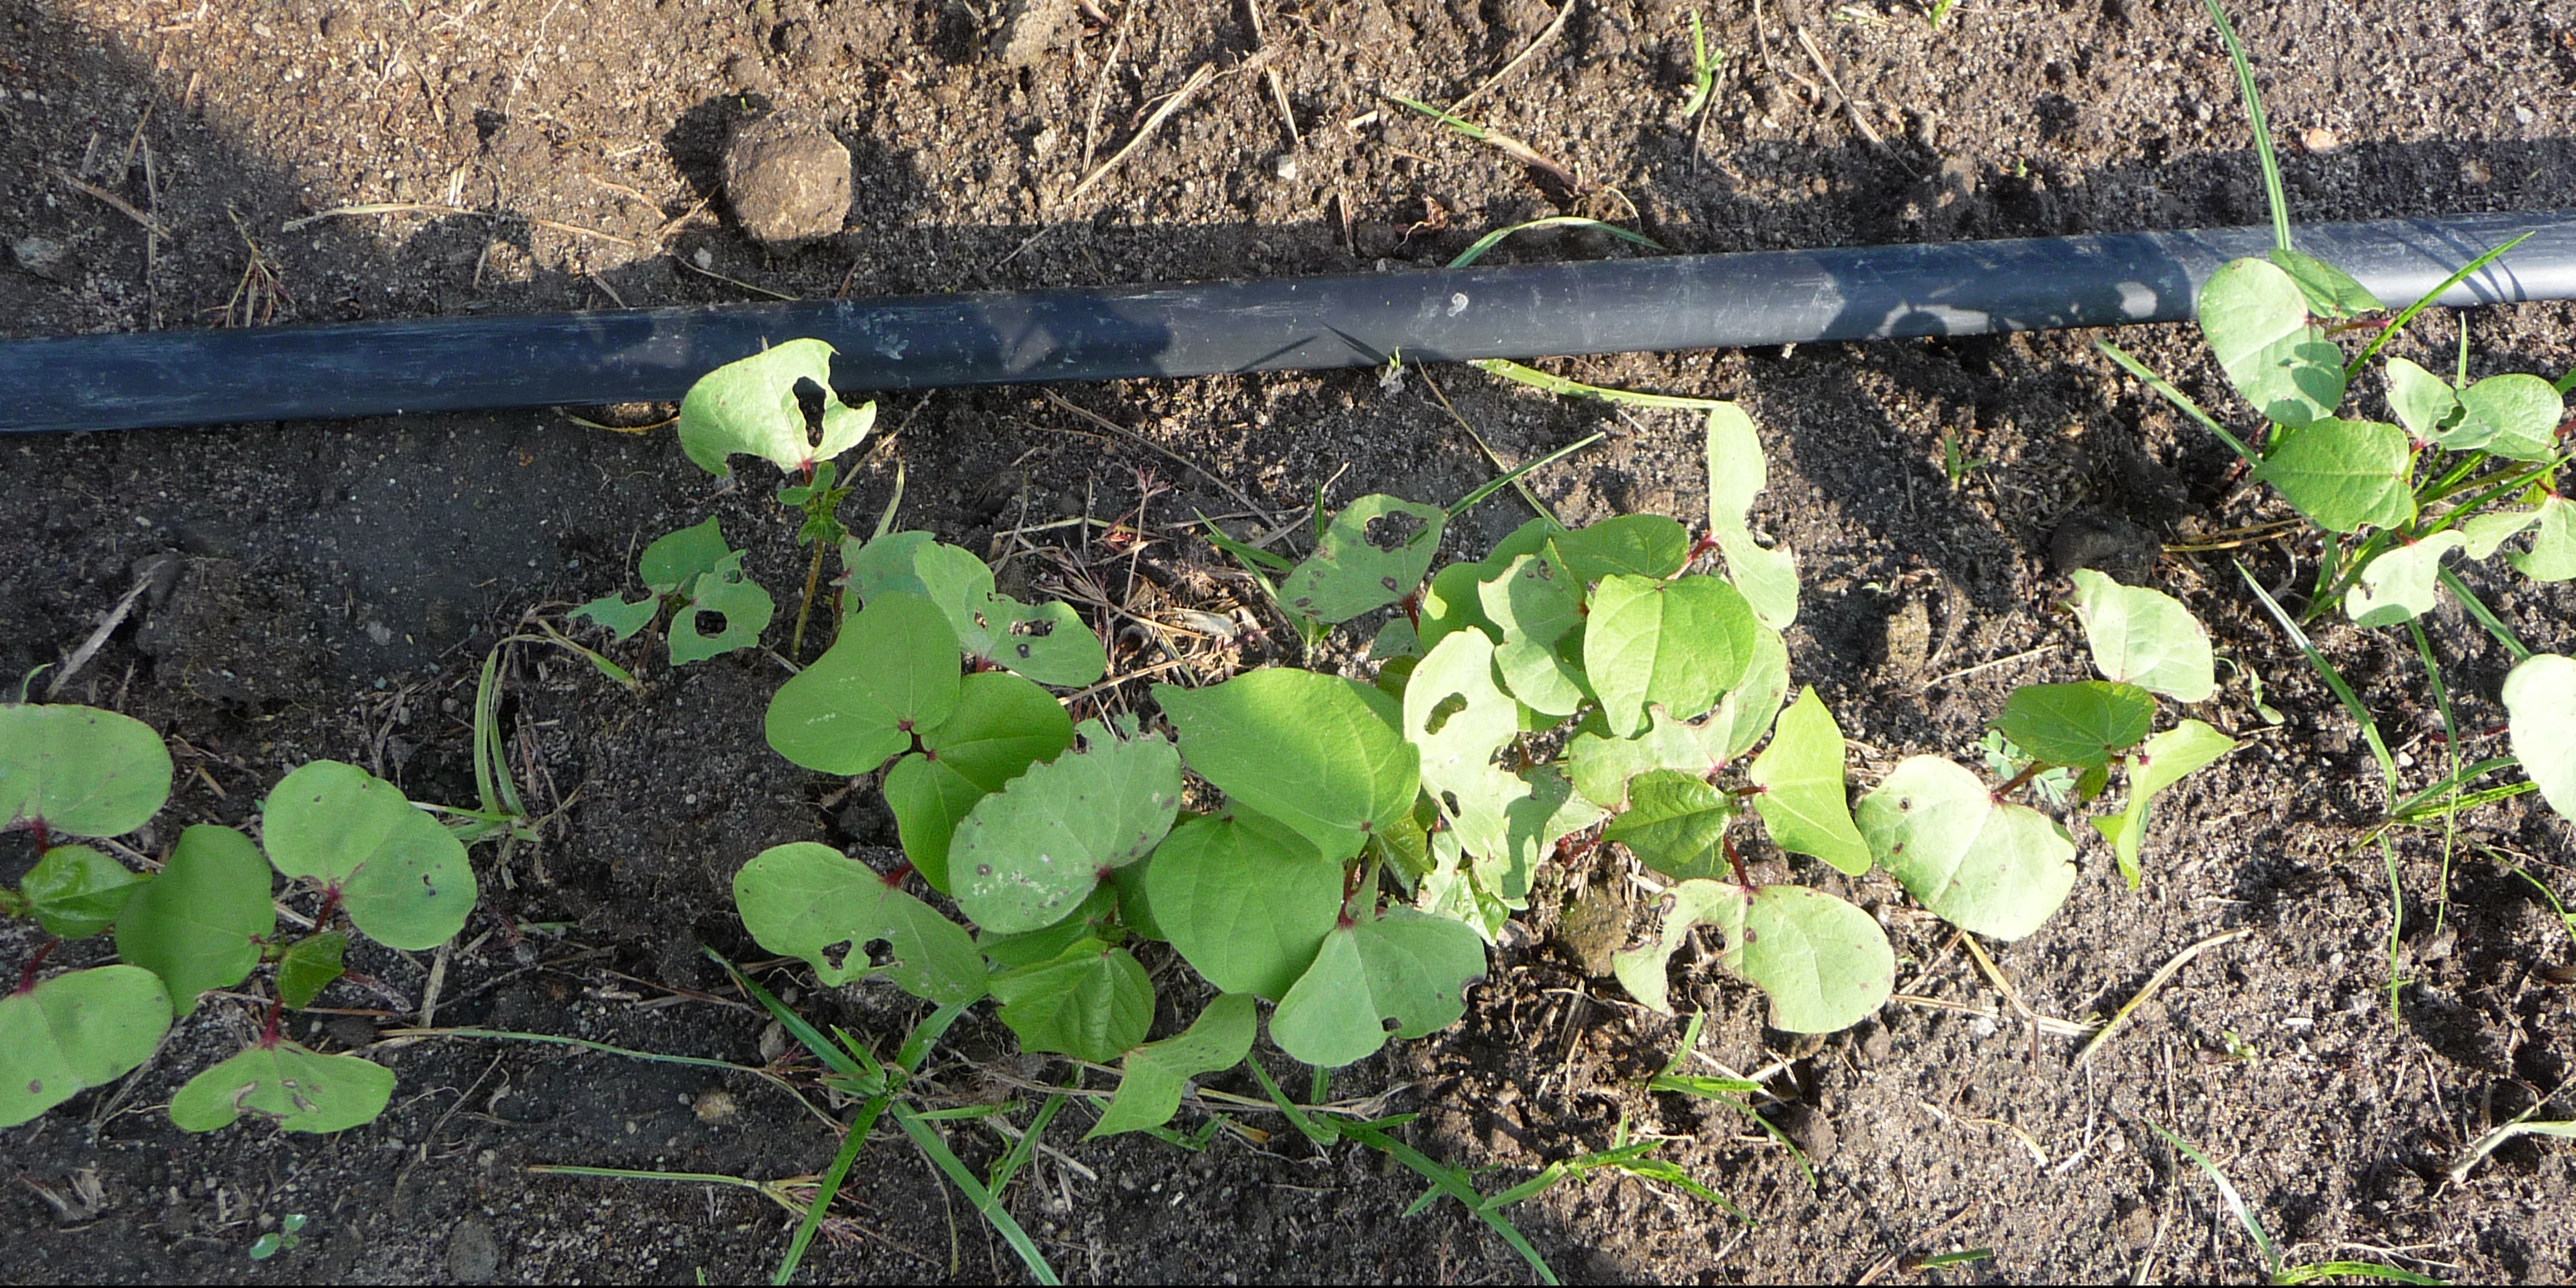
1147 807 1342 1000
867 539 1105 686
1585 574 1757 738
2253 418 2415 534
1279 495 1448 628
0 966 171 1129
1750 688 1871 876
2504 653 2576 823
1548 514 1693 583
1269 908 1487 1069
1991 681 2156 770
1405 630 1534 864
1479 553 1587 716
1087 992 1256 1139
19 844 147 939
667 551 775 665
1705 404 1799 630
275 932 348 1011
0 704 171 840
2345 532 2469 628
2383 358 2461 442
170 1041 394 1134
2267 247 2382 319
1857 756 2077 940
262 761 476 951
1418 827 1511 944
677 338 875 476
1603 770 1736 881
1567 705 1727 810
766 593 962 775
638 517 732 592
2089 720 2237 888
989 939 1153 1063
2510 495 2576 582
2198 257 2345 427
880 671 1073 893
2446 374 2563 461
2066 570 2216 703
1611 880 1893 1033
732 842 986 1004
114 825 273 1015
951 720 1181 935
1156 670 1419 862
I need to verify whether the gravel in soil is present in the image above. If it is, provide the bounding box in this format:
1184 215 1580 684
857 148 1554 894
6 0 2575 1282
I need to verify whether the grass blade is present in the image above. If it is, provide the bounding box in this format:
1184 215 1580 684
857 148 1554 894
1444 430 1604 521
1447 218 1664 269
1335 1118 1561 1286
706 948 868 1082
2235 563 2397 800
2097 340 2257 464
2348 234 2533 377
2200 0 2289 255
2271 1261 2447 1286
775 1095 889 1286
987 1091 1070 1194
2435 568 2532 662
1471 358 1726 410
2146 1120 2280 1280
891 1102 1063 1286
1246 1060 1336 1148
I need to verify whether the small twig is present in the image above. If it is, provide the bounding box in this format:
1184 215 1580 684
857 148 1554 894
673 254 799 301
417 942 454 1029
1790 25 1890 152
2074 929 2254 1066
47 572 157 700
1040 391 1279 527
1068 62 1218 202
1927 645 2055 687
47 166 171 237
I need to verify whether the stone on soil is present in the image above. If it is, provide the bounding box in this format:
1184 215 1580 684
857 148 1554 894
722 116 851 247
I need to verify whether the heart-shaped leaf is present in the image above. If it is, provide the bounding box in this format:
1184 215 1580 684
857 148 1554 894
571 593 659 641
275 932 348 1011
1566 705 1727 811
2266 248 2382 319
2504 653 2576 823
1269 908 1486 1068
2199 257 2345 427
0 704 171 839
1990 681 2156 770
1585 574 1757 738
1549 514 1692 583
951 720 1182 934
169 1041 395 1134
2067 570 2216 702
262 761 475 951
114 825 274 1015
2461 508 2540 560
1146 808 1342 1000
2383 358 2461 442
677 339 876 476
1405 630 1531 859
1279 495 1447 627
1087 993 1256 1139
1479 554 1587 716
866 540 1106 686
1708 625 1791 764
1856 756 2078 940
638 517 733 592
2253 418 2415 534
2509 495 2576 582
2088 720 2237 887
2447 373 2562 461
1749 688 1870 875
766 592 962 775
989 939 1153 1063
0 966 171 1128
1602 770 1735 881
666 551 774 665
2345 532 2469 628
731 842 986 1004
881 671 1073 892
20 844 147 939
1157 670 1419 862
976 886 1120 972
1611 880 1893 1033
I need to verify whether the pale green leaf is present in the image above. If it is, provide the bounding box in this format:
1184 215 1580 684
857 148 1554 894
1602 770 1734 881
1856 756 2078 940
275 932 348 1011
1405 630 1532 864
0 966 171 1128
1146 807 1342 1000
2504 653 2576 822
2253 418 2415 534
668 551 774 664
2460 508 2540 560
1709 625 1791 764
1269 908 1486 1068
2447 373 2562 461
1479 554 1587 716
1718 532 1798 632
2067 569 2217 702
1748 688 1870 875
19 844 147 939
1416 827 1511 944
637 517 733 593
732 841 987 1004
881 671 1073 892
885 541 1105 686
571 593 658 641
1612 880 1893 1033
1584 574 1757 738
113 825 273 1015
2266 248 2382 319
765 593 962 775
2345 532 2468 628
1087 993 1256 1139
677 338 876 476
0 704 172 840
1547 514 1692 582
2199 257 2345 427
1566 705 1726 810
2089 720 2237 887
989 940 1153 1063
951 720 1182 934
261 761 475 950
1990 681 2156 770
1156 670 1419 861
1704 404 1798 628
2509 495 2576 582
2382 358 2460 442
170 1042 394 1134
1279 495 1447 627
841 529 937 605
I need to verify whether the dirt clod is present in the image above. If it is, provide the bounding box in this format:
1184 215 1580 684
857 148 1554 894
445 1220 501 1284
2048 508 2162 584
722 116 851 248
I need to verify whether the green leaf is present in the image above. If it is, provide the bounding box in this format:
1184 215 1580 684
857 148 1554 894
262 761 475 951
1146 808 1343 1000
20 844 147 939
1567 706 1726 810
275 932 348 1010
1087 993 1256 1139
2066 569 2217 702
1855 756 2078 940
1279 495 1448 627
1990 681 2156 770
638 516 733 593
2447 374 2562 461
841 529 937 604
2508 495 2576 582
2265 247 2382 319
2198 257 2345 427
1416 827 1511 943
2088 720 2237 888
1717 532 1798 633
2504 653 2576 823
1479 554 1588 716
1491 766 1603 907
1405 631 1536 864
1708 625 1791 764
951 720 1182 934
1156 670 1420 861
0 704 171 839
2382 358 2461 442
1584 574 1757 738
570 593 658 641
0 966 171 1128
1269 908 1486 1068
2461 508 2540 560
1415 560 1500 655
879 541 1106 686
113 825 274 1014
677 338 876 477
169 1041 395 1134
1705 404 1799 630
668 551 775 665
2345 532 2468 628
1748 688 1870 875
1548 514 1691 582
731 842 986 1004
765 593 962 775
881 671 1073 892
1611 880 1893 1033
975 885 1119 972
2253 418 2415 534
988 940 1154 1063
1602 770 1734 881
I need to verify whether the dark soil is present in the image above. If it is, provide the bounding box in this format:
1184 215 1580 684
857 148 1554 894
6 0 2575 1281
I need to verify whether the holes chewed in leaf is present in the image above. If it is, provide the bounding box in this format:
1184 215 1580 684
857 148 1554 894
1363 511 1426 552
862 938 895 967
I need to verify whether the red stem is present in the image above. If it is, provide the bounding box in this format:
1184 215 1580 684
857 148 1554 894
1724 836 1755 890
880 859 914 890
13 938 59 995
259 997 283 1048
1993 761 2057 799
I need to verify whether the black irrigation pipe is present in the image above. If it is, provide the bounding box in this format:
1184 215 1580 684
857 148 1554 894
8 209 2576 435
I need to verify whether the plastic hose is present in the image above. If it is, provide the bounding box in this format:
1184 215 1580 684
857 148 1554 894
7 210 2574 434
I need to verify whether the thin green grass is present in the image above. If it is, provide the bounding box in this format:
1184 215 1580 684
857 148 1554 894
2149 1122 2445 1283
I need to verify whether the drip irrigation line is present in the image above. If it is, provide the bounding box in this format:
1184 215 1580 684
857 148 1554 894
6 210 2575 434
